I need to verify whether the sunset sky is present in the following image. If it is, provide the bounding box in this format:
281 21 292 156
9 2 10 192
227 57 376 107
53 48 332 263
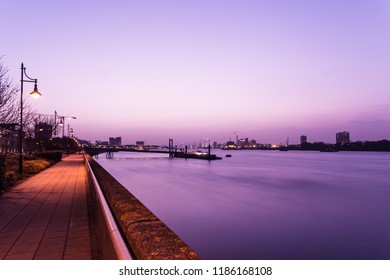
1 0 389 145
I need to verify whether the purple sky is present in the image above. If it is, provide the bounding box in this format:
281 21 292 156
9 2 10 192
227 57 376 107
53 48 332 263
1 0 389 145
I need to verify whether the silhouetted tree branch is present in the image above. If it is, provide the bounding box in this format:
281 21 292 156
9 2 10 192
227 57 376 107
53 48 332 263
0 56 19 130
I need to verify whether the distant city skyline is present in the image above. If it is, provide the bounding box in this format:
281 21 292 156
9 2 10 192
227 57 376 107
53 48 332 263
93 130 385 147
1 0 389 145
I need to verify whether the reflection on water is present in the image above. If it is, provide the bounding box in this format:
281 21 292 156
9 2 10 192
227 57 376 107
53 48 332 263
97 150 390 259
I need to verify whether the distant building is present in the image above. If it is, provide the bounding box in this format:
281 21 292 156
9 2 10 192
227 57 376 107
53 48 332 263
223 140 236 149
300 135 307 145
0 123 18 153
237 138 249 147
34 122 53 142
336 131 350 145
77 138 91 146
109 137 122 146
96 140 109 146
199 138 210 148
136 141 145 146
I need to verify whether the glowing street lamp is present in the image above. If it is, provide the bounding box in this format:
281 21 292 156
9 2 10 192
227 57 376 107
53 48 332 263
55 113 76 138
19 63 42 175
30 83 42 98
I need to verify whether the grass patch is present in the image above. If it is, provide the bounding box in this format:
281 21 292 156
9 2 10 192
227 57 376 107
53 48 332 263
22 159 51 175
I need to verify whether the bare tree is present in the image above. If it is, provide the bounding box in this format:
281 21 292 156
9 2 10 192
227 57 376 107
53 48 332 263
0 57 19 153
0 57 38 153
24 113 56 153
0 56 19 127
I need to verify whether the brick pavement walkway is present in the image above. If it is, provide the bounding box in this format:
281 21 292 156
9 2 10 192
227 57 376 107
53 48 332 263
0 154 95 260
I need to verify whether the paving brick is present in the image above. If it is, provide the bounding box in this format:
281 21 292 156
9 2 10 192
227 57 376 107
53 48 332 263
63 252 91 260
7 242 40 255
4 252 35 260
0 232 19 243
36 243 65 259
0 245 12 259
34 252 63 260
43 230 68 239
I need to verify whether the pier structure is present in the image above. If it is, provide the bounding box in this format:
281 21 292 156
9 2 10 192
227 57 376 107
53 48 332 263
85 139 222 160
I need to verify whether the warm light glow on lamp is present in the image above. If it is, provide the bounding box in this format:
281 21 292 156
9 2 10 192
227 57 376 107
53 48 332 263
30 82 42 98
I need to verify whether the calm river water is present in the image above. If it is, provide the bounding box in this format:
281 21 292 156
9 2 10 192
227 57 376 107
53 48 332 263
96 150 390 260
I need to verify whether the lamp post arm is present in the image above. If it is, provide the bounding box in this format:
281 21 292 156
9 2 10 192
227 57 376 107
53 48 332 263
21 63 38 83
58 115 76 119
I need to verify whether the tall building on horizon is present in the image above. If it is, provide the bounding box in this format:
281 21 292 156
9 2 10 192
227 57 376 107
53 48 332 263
109 137 122 146
35 122 53 142
300 135 307 145
336 131 350 145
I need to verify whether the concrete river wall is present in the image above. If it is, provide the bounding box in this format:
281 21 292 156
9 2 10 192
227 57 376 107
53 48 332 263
84 154 201 260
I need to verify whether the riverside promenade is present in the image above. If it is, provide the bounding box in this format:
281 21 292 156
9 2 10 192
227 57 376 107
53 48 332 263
0 154 95 260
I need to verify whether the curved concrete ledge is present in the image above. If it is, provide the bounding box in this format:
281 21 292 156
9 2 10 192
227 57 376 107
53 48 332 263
85 154 201 260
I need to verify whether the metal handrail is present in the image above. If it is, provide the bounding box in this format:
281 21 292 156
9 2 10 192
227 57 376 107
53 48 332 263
85 155 133 260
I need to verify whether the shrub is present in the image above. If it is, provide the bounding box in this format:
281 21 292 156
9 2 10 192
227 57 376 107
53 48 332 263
1 155 56 193
23 159 51 174
1 156 20 192
33 151 63 162
24 155 37 160
5 170 18 187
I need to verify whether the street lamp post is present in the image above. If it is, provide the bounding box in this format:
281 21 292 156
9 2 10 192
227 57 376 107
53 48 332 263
57 114 76 138
54 110 57 136
19 63 41 175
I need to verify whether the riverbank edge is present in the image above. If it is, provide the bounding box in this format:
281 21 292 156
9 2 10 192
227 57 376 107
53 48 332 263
84 154 201 260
